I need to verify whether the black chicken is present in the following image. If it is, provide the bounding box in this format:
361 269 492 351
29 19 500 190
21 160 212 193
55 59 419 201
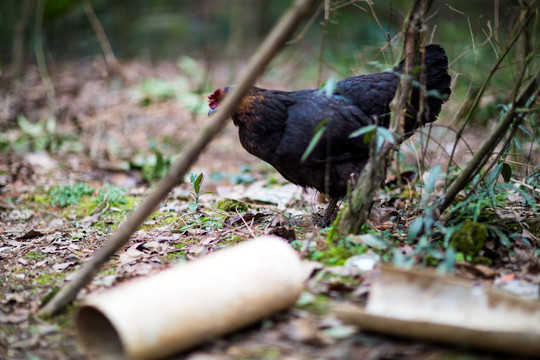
209 44 451 224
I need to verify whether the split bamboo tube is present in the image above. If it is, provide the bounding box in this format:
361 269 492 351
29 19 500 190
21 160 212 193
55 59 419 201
76 236 305 359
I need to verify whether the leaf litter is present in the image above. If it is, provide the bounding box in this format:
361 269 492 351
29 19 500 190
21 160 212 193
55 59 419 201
0 59 539 359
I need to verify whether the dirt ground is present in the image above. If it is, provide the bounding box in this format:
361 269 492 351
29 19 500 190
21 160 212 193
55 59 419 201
1 57 538 360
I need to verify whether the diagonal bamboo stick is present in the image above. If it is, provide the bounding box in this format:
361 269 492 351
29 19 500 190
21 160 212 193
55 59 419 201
38 0 317 317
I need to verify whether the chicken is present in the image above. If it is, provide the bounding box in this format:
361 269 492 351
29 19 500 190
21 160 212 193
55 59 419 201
209 44 451 224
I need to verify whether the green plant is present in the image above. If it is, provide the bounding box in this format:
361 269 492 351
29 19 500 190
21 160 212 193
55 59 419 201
137 78 177 106
92 184 127 207
188 172 210 212
25 250 47 261
174 213 224 233
50 182 95 207
129 139 173 183
0 116 78 154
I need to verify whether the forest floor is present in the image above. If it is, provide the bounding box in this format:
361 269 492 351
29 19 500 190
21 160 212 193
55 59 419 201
1 57 539 360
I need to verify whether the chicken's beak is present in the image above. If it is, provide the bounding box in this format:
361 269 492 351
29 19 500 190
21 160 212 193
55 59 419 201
208 107 216 117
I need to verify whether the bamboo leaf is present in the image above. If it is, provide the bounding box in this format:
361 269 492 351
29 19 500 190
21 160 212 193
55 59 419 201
301 124 327 163
349 124 377 139
425 165 441 194
501 163 512 182
317 78 337 98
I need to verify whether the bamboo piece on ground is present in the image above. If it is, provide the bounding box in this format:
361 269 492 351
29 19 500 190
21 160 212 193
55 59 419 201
76 236 306 360
38 0 317 317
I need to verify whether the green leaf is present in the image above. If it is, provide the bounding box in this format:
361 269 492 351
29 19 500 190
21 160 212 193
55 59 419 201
154 150 165 178
193 173 204 194
189 172 197 185
301 119 328 163
485 163 502 187
376 127 395 150
376 127 395 144
177 56 203 78
317 78 337 98
17 115 44 137
425 165 441 194
46 117 56 134
501 162 512 182
349 124 377 139
518 124 534 138
436 247 456 275
513 137 524 154
408 217 424 243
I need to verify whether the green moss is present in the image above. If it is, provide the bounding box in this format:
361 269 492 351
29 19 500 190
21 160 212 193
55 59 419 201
40 287 60 306
295 293 331 315
311 238 368 266
450 220 487 257
26 192 51 206
37 273 54 285
36 271 65 286
25 250 47 261
224 234 244 243
54 304 76 328
167 250 186 260
141 211 178 230
215 199 249 212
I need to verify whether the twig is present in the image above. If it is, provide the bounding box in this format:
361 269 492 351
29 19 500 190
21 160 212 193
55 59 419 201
81 0 123 79
236 208 257 239
38 0 317 317
511 178 540 195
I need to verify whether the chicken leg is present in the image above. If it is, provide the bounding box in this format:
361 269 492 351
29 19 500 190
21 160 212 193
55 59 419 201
320 197 339 227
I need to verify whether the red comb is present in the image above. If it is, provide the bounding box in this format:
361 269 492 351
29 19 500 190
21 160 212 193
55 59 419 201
208 88 222 109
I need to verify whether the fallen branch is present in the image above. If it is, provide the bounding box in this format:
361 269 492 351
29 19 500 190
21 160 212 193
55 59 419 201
38 0 317 317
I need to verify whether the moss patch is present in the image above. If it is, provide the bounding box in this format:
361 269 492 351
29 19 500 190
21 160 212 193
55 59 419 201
215 199 249 212
450 220 487 257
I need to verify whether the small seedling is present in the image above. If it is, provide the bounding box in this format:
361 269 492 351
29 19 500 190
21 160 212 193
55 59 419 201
188 172 210 212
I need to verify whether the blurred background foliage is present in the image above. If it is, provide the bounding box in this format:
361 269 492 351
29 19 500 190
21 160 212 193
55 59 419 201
0 1 534 66
0 0 537 126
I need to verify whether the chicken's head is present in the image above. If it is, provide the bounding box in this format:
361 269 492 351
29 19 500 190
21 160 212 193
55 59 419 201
208 87 231 116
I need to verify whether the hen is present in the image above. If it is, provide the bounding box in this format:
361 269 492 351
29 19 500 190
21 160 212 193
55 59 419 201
209 44 451 224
